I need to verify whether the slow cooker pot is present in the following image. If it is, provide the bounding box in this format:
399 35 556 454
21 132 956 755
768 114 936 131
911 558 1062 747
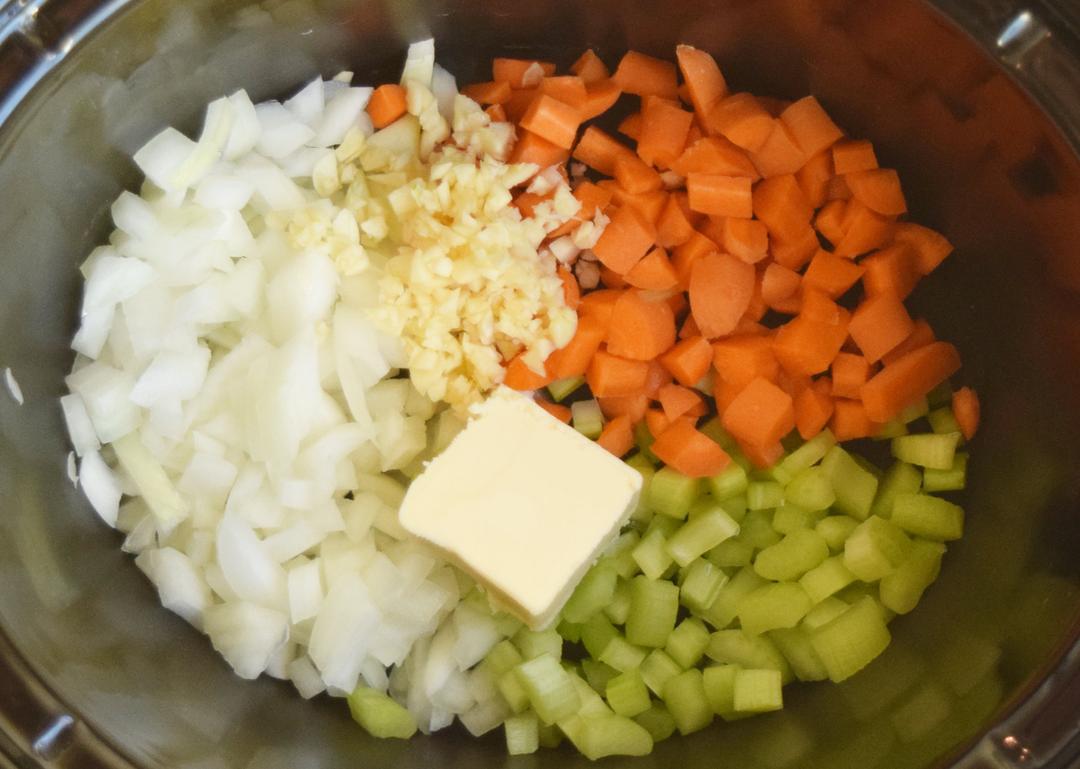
0 0 1078 767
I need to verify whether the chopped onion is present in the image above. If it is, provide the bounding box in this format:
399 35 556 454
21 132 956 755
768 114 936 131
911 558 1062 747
79 451 122 527
400 38 435 88
204 601 289 679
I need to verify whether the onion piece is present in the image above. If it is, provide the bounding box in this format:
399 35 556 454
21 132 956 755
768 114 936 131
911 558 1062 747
79 450 122 527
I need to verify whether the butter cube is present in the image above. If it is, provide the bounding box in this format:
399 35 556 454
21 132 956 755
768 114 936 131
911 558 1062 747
399 388 642 629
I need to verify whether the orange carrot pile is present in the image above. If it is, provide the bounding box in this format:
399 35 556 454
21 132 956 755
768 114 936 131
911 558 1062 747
469 47 977 473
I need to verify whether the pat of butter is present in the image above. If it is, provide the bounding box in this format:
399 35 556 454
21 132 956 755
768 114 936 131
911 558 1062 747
399 387 642 629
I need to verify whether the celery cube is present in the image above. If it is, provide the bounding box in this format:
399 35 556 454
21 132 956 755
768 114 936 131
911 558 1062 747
498 669 532 713
538 721 563 748
627 577 680 647
772 503 822 534
802 596 851 629
821 446 879 520
784 467 836 511
558 619 582 643
632 529 675 580
581 614 618 660
648 467 702 519
706 629 793 683
484 639 524 678
582 658 619 694
927 406 961 435
604 578 632 625
809 597 891 682
662 669 714 735
347 688 418 739
606 668 652 717
874 420 907 440
747 481 785 510
740 510 782 550
843 516 912 581
816 515 860 551
891 432 961 470
702 566 767 629
646 512 682 538
514 626 563 661
505 712 539 755
922 453 967 493
799 555 857 603
634 703 677 742
702 664 739 715
515 654 581 724
680 559 729 613
899 395 931 422
635 421 659 463
547 376 584 403
577 713 654 759
769 627 828 681
665 617 711 668
871 461 922 518
720 494 749 522
562 560 618 624
708 538 755 568
708 463 749 500
753 528 829 581
572 399 604 439
776 429 836 477
666 507 741 566
607 530 642 579
880 539 946 614
599 635 648 672
891 493 964 541
737 582 813 635
733 668 783 713
640 649 683 696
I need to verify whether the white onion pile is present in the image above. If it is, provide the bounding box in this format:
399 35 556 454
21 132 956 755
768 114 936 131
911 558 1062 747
62 41 531 734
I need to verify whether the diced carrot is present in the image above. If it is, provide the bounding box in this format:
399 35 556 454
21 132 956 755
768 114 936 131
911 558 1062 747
574 180 614 218
952 386 980 440
578 290 623 327
558 266 580 310
770 224 819 271
723 218 769 264
580 80 623 121
614 153 664 194
845 168 907 215
861 243 921 299
664 291 688 319
679 313 701 340
656 195 696 248
831 352 872 399
599 394 649 423
849 292 915 363
796 150 834 208
712 334 780 388
485 104 508 122
657 383 706 420
826 174 852 200
706 93 774 153
645 407 672 438
834 199 895 258
758 96 790 117
689 252 756 338
738 438 786 469
830 398 879 441
586 350 651 397
659 335 713 386
672 190 703 226
645 358 674 397
536 399 572 424
742 278 768 323
592 206 656 274
538 76 588 109
619 112 643 141
606 187 668 225
882 318 936 366
504 87 538 122
504 354 553 391
687 174 753 217
678 82 693 106
519 94 581 150
672 232 718 289
698 216 727 246
571 49 611 84
546 314 607 378
510 130 570 166
492 58 556 88
676 45 729 119
832 139 878 174
753 174 813 241
612 51 679 99
671 136 759 179
861 342 962 423
794 383 835 440
463 80 513 105
367 84 408 129
638 99 695 168
762 263 802 308
722 376 796 448
599 265 629 289
780 96 843 157
750 120 807 178
713 377 744 414
597 414 635 456
606 290 677 361
803 249 865 298
624 247 679 290
892 222 954 275
814 199 848 246
512 190 553 218
651 419 732 477
800 287 842 324
573 126 633 175
773 310 850 376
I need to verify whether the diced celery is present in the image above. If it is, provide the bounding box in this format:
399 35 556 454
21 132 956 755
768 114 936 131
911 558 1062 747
747 481 785 510
605 577 632 625
687 496 718 519
891 432 961 470
498 669 532 713
880 539 946 614
702 566 767 629
662 669 714 735
538 722 563 748
646 513 682 538
816 515 860 551
799 555 857 603
483 639 525 680
927 406 961 434
821 446 879 520
733 668 783 713
776 429 836 478
739 510 782 550
607 530 642 579
626 576 680 647
666 506 741 566
572 399 604 439
843 516 912 581
753 529 829 581
665 618 711 668
720 494 749 522
632 529 675 580
809 597 891 683
568 670 611 716
634 703 678 742
871 461 922 519
784 467 836 511
505 711 539 755
680 559 729 613
708 463 749 500
562 560 618 624
922 453 967 493
627 457 656 526
899 395 930 423
707 538 755 568
599 634 648 672
702 664 738 716
640 648 683 696
699 417 750 469
770 626 829 682
635 421 659 463
576 713 654 759
873 420 907 440
582 658 620 694
581 613 619 659
558 619 582 643
547 375 584 403
648 468 702 519
515 654 581 724
772 503 823 534
347 687 418 739
705 629 793 683
737 582 813 635
802 596 850 629
927 380 952 408
606 668 652 717
514 626 563 661
891 493 964 541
